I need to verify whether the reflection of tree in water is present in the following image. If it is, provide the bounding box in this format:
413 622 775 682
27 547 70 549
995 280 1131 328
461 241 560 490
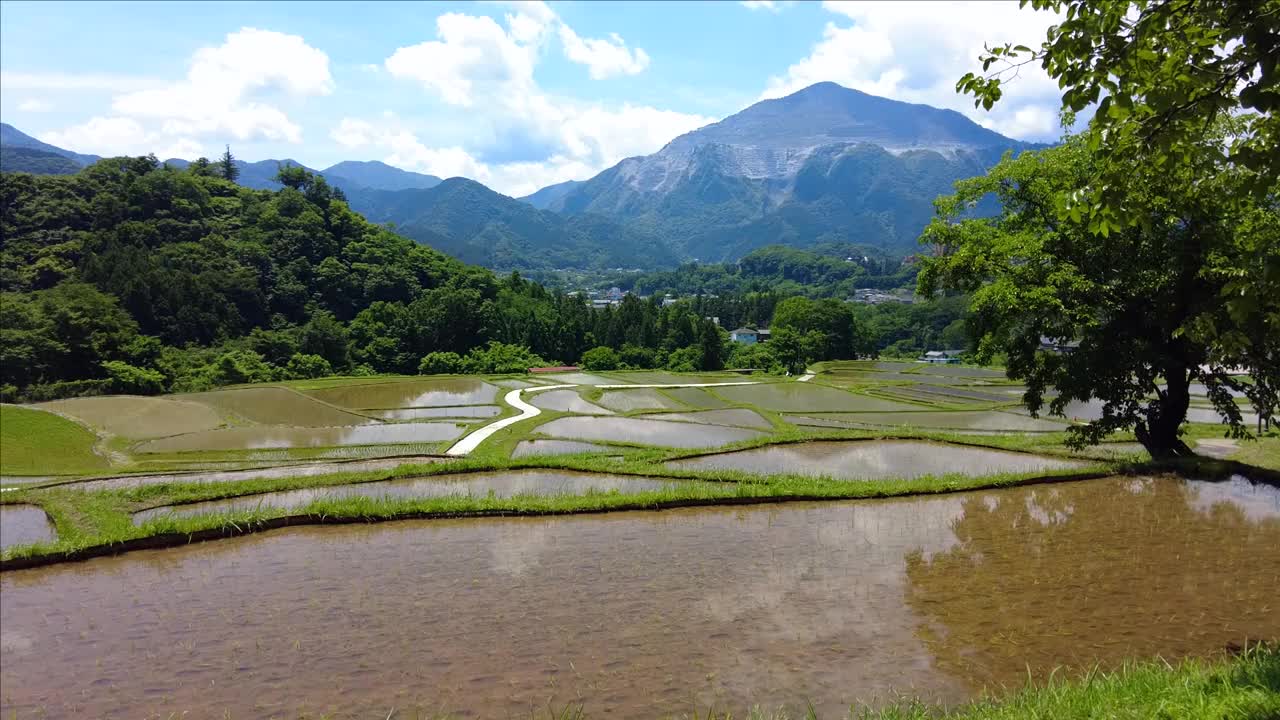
904 477 1280 693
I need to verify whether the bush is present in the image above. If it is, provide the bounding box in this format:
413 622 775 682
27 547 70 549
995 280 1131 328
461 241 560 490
419 351 463 375
727 343 782 374
283 353 332 380
665 345 701 372
579 346 621 371
463 342 547 374
211 350 277 386
101 360 166 394
619 344 656 369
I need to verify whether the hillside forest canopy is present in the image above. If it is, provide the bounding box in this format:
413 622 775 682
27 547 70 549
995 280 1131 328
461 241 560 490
1 157 958 400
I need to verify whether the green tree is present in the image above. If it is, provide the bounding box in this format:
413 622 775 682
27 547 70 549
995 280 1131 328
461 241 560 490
463 341 546 374
102 360 165 394
665 345 701 372
418 351 463 375
580 346 621 371
697 320 726 371
299 311 351 371
218 145 240 182
283 353 332 380
958 0 1279 228
918 134 1278 458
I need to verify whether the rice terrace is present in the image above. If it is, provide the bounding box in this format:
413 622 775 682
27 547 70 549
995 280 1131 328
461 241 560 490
2 0 1280 717
2 362 1278 717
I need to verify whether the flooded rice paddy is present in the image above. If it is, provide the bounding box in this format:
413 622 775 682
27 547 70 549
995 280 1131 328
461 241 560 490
661 386 733 408
511 440 614 458
529 389 614 415
537 416 767 448
369 405 500 420
714 383 922 412
303 378 499 409
0 504 56 550
132 470 704 524
185 388 371 426
37 396 224 439
595 388 685 412
647 408 773 429
789 410 1070 433
2 475 1276 717
135 422 465 453
67 456 450 492
666 440 1089 480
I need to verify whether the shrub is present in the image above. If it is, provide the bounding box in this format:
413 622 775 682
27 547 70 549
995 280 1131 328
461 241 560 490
665 345 701 372
579 346 621 371
101 360 166 394
463 342 547 374
283 353 332 380
419 351 463 375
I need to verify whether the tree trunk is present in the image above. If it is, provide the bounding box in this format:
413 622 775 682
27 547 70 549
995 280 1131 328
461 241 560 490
1137 367 1195 459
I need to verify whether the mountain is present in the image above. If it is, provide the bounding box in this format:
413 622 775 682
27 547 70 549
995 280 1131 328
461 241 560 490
346 177 679 271
519 179 584 209
1 146 83 175
1 122 100 166
322 160 441 192
540 82 1039 261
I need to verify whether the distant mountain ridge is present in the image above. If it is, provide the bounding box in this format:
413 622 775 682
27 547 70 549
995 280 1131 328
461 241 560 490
4 83 1042 270
540 82 1041 261
1 123 100 167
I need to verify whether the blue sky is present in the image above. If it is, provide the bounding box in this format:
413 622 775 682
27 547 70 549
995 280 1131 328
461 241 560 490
1 1 1065 196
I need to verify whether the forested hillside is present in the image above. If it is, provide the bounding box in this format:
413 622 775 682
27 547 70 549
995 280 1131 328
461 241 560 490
2 157 867 399
615 243 917 298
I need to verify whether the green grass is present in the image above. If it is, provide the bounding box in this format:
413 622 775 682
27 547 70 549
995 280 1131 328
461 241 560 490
664 647 1280 720
0 404 110 476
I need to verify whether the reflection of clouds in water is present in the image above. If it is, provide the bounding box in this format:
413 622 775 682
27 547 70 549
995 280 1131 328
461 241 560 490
1188 476 1280 524
701 496 966 631
487 521 553 578
1023 489 1074 526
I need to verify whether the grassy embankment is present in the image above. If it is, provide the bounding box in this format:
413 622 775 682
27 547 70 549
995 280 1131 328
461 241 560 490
0 404 111 475
696 647 1280 720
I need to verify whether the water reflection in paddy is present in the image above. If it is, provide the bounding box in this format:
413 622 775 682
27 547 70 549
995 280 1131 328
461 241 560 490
135 422 465 453
2 476 1276 718
132 470 701 524
304 378 499 409
511 440 614 458
538 416 766 448
69 456 450 492
666 440 1089 480
0 504 56 550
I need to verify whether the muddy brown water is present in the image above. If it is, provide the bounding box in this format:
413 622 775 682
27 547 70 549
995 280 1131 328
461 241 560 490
2 475 1277 718
135 422 466 453
0 504 56 550
131 470 704 524
666 440 1089 480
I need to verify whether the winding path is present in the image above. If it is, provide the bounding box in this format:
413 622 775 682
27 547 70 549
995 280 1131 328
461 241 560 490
444 380 762 457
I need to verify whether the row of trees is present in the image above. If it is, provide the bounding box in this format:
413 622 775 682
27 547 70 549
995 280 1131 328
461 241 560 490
5 157 954 400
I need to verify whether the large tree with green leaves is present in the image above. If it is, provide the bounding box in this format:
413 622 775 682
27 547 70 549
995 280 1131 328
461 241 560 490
959 0 1278 227
917 131 1278 458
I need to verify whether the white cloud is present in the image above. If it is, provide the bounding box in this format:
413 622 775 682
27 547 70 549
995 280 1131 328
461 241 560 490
375 5 707 195
763 1 1065 140
17 99 54 112
331 102 710 197
740 1 794 11
385 12 536 107
38 27 331 159
0 70 160 92
40 116 205 159
558 26 650 79
112 27 332 142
